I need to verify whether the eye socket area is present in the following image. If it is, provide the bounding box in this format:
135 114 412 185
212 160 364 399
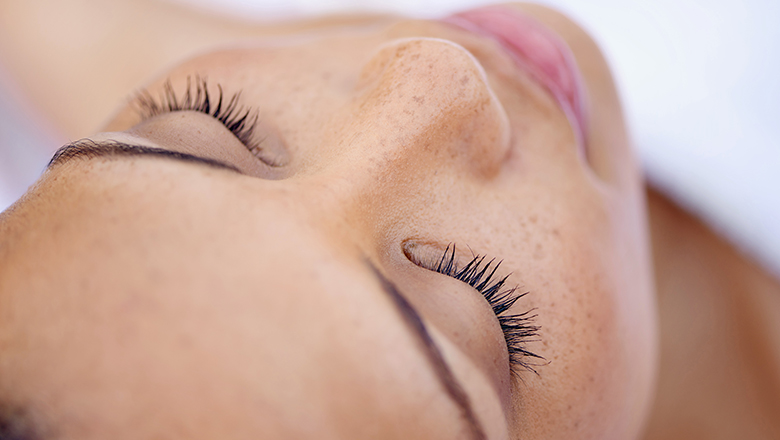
401 241 544 378
131 76 291 172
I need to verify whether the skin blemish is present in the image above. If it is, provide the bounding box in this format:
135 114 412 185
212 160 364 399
533 243 545 260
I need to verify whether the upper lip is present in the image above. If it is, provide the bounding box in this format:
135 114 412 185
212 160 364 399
441 5 588 150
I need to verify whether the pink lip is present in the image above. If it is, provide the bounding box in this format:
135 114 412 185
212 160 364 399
442 6 588 150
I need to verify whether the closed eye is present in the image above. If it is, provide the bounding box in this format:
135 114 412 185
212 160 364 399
132 76 282 167
406 243 544 376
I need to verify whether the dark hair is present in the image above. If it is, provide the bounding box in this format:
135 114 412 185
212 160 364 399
0 403 39 440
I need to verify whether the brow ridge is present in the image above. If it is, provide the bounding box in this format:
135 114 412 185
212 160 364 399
367 262 487 440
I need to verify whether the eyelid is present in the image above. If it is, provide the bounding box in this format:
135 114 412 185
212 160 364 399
402 241 544 375
132 76 290 168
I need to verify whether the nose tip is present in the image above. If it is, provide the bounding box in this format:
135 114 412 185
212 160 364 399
354 37 510 178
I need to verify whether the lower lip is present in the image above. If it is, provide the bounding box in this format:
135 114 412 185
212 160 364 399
441 6 588 150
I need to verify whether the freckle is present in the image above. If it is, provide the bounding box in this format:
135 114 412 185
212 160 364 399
412 95 424 104
530 215 538 224
534 243 544 260
460 75 470 85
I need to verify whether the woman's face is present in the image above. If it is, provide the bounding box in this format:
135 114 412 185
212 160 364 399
0 3 656 439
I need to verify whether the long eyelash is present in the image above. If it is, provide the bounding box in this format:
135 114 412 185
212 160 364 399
133 76 262 155
435 244 544 375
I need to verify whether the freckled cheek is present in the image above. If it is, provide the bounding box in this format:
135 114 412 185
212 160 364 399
523 252 640 436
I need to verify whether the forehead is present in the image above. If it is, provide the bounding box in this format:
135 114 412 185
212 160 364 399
0 161 475 439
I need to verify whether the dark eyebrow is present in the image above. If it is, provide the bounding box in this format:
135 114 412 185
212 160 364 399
0 402 42 440
366 262 487 440
47 139 240 173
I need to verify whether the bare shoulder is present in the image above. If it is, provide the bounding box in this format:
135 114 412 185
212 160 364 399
643 187 780 440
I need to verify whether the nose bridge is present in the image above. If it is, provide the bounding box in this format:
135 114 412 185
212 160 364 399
296 38 512 250
348 37 510 178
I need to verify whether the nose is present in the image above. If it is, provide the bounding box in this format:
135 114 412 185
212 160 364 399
339 38 511 179
287 38 512 254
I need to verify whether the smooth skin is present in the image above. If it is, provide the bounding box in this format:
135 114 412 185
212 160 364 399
0 1 777 439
